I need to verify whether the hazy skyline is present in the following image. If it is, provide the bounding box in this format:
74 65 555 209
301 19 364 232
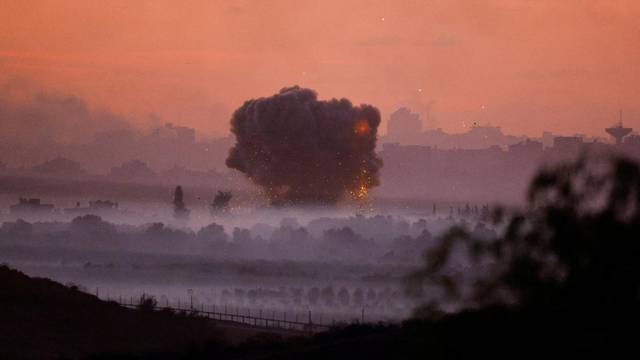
1 0 639 138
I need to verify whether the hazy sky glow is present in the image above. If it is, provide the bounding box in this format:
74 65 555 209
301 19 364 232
1 0 639 137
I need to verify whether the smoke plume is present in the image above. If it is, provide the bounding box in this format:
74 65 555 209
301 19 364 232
0 79 131 146
226 86 382 205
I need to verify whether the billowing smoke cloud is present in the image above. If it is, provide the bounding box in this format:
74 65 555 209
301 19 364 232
226 86 382 205
0 79 132 146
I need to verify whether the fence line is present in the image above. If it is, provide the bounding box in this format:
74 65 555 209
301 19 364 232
114 296 333 334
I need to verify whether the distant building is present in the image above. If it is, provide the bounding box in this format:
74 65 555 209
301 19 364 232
419 123 524 150
621 134 640 155
541 131 555 148
386 108 422 144
468 124 502 139
31 157 86 177
508 139 543 157
109 160 156 180
64 200 119 216
605 122 633 145
553 136 583 153
89 200 118 210
10 198 54 215
152 123 196 143
624 134 640 147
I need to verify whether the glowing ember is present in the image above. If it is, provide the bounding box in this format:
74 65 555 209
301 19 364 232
349 168 372 201
350 183 369 201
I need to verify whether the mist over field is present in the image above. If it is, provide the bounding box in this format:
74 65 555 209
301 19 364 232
1 183 494 323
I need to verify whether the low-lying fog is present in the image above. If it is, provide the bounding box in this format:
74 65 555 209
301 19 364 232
0 199 497 324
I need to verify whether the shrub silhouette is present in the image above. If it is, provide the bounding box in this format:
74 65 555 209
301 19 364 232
408 154 640 314
138 294 158 311
210 191 232 214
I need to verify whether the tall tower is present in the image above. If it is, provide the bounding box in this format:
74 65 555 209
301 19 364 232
606 110 632 145
604 110 633 145
606 122 632 145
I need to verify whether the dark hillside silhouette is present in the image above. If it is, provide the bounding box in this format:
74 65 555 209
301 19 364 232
0 265 219 359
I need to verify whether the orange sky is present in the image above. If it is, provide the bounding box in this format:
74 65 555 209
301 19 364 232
1 0 639 138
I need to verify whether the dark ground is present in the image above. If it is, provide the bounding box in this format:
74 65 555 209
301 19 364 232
0 265 289 360
2 265 637 360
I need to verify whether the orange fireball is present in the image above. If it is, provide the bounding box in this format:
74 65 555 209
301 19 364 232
353 120 370 136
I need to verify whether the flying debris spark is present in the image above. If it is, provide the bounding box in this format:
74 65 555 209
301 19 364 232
350 182 369 201
226 86 383 205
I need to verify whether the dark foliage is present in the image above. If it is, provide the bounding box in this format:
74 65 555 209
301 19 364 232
210 191 232 214
407 154 640 313
137 294 158 311
173 185 189 219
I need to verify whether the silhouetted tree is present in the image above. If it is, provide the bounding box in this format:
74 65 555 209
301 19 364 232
196 222 228 245
173 185 190 219
137 294 158 311
353 288 364 306
307 287 320 305
321 286 335 306
366 288 377 305
1 219 33 238
338 288 350 307
408 154 640 316
210 191 232 214
69 214 117 241
247 289 257 304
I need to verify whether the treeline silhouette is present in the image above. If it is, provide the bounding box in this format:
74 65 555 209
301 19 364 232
0 213 490 264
